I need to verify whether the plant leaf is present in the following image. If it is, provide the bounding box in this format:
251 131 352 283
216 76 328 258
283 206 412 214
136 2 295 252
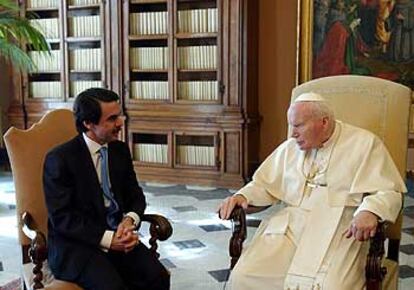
0 0 50 71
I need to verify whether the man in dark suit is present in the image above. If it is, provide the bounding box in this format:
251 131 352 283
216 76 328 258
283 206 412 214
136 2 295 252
43 88 169 290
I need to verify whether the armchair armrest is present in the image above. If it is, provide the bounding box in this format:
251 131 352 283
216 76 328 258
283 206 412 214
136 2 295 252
366 222 387 290
229 207 246 269
228 205 269 269
21 212 48 290
142 214 173 258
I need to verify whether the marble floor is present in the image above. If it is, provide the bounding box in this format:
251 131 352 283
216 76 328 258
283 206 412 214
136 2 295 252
0 171 414 290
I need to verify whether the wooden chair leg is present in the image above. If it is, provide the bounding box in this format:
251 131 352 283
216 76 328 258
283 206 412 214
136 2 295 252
22 213 48 290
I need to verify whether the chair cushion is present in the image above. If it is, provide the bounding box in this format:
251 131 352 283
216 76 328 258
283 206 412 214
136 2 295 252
22 261 82 290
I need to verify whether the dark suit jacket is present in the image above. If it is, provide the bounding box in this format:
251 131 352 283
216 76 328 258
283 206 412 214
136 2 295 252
43 134 146 280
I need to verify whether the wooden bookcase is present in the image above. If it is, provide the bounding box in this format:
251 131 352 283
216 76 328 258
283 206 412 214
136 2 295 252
9 0 259 188
9 0 109 128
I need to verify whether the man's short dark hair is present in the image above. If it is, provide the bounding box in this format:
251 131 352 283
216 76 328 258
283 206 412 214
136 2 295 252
73 88 120 133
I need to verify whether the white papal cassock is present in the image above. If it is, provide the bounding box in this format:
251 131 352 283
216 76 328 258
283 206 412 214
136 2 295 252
228 121 406 290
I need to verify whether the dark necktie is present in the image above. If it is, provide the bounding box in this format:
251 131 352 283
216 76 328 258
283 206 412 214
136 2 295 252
99 146 119 229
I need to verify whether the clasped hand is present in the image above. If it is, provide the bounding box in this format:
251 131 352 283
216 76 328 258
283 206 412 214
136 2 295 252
344 210 379 241
110 217 139 253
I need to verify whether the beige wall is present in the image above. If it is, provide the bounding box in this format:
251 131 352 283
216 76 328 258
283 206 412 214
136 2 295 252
258 0 298 160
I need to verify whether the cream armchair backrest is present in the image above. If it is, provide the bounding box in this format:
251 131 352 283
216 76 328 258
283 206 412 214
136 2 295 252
4 109 78 246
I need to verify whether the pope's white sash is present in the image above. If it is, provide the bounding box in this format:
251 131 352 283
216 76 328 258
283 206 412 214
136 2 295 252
285 187 344 286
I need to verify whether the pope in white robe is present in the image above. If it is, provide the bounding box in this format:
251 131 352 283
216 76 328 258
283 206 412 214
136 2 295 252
218 92 406 290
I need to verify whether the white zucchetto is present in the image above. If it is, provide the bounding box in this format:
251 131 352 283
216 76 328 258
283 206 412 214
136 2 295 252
294 92 327 103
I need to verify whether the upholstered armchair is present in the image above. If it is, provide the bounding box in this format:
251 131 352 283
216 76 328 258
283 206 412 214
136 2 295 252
228 75 411 290
4 109 173 290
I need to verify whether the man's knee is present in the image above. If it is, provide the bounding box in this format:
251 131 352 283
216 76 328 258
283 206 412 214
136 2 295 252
76 266 127 290
74 251 128 290
148 267 170 290
126 251 170 290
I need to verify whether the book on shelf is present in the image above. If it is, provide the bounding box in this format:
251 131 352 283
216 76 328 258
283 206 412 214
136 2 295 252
178 8 218 33
133 143 168 164
177 145 215 166
68 0 102 6
178 81 217 101
27 0 59 9
178 45 216 70
29 81 61 99
69 0 101 5
70 81 103 98
130 47 168 70
29 50 61 72
131 81 169 100
26 1 101 10
29 18 60 39
69 15 101 38
130 12 168 35
69 48 102 71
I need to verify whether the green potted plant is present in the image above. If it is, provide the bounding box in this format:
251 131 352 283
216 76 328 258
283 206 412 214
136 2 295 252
0 0 49 71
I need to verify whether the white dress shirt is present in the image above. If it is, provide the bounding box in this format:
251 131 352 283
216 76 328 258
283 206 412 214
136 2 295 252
82 133 139 251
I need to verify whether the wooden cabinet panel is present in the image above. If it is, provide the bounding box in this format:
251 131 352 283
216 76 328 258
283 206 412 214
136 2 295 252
224 131 240 174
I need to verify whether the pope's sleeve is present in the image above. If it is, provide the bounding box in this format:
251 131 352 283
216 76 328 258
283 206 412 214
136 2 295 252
236 141 291 206
353 137 406 223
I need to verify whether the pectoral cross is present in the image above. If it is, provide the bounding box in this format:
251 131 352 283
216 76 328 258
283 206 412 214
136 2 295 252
304 171 317 197
303 153 321 197
303 149 328 197
304 173 328 196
